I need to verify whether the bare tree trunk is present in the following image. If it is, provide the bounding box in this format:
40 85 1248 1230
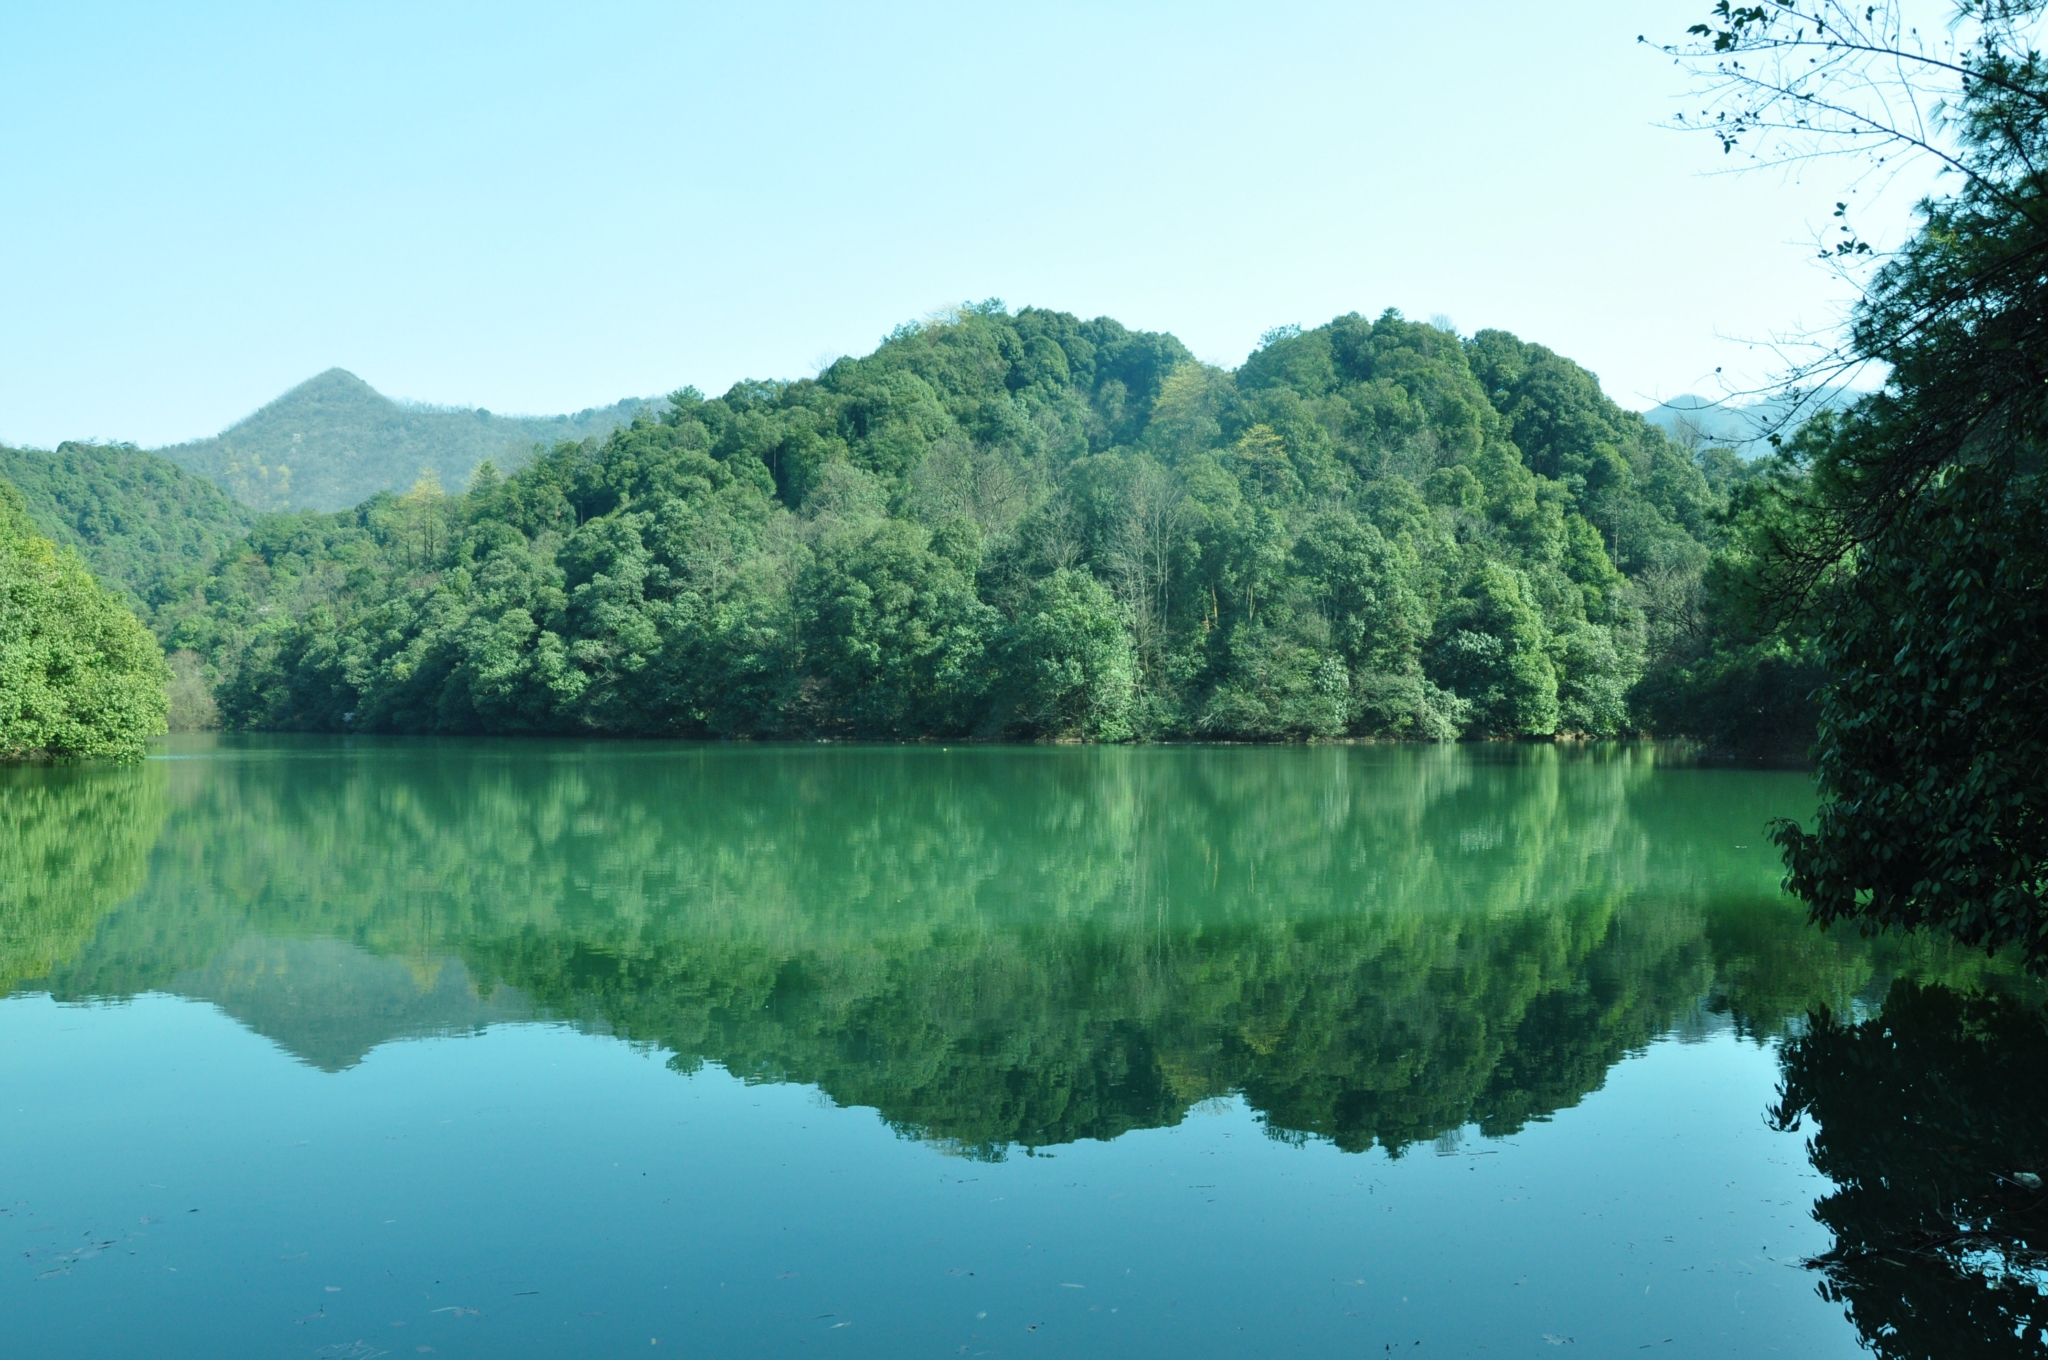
1109 460 1185 682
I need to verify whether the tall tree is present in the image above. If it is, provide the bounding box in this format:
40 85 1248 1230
1667 2 2048 966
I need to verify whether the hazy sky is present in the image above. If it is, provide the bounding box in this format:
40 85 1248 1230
0 1 1927 449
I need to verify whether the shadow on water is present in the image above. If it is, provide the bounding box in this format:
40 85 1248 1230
1773 981 2048 1358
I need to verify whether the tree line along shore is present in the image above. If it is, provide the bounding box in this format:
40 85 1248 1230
1 307 1814 756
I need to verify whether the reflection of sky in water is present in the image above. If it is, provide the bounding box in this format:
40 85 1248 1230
3 993 1852 1358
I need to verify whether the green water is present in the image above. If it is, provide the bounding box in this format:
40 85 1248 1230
0 739 2033 1356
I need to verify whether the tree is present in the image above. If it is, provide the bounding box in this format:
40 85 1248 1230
1429 563 1560 736
1103 455 1189 679
794 518 998 736
1666 2 2048 964
1551 621 1632 736
991 568 1137 741
1628 445 1828 755
0 482 169 761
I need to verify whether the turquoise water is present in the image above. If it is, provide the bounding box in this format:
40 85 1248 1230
0 739 2027 1356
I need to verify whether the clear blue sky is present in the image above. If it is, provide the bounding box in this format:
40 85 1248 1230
0 1 1922 449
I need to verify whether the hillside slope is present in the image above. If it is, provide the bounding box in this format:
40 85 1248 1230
0 441 254 611
156 368 661 512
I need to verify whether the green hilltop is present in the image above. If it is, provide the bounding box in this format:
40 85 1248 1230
154 367 663 512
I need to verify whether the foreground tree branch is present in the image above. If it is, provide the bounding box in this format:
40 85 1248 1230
1663 2 2048 966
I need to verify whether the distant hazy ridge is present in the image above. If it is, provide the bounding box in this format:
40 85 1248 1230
154 368 663 512
1644 388 1862 454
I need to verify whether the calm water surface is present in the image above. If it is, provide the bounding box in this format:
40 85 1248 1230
2 739 2039 1357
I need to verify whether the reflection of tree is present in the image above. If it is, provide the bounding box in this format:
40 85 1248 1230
0 762 167 993
32 740 1989 1158
1772 983 2048 1359
1702 889 2015 1039
463 897 1715 1158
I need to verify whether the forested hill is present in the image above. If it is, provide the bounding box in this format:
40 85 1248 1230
0 441 253 611
155 368 663 512
157 304 1773 744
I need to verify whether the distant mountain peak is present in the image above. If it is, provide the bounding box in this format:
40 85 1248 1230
229 368 388 432
157 370 662 512
289 367 378 396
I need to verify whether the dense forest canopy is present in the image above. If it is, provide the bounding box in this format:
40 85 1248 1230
130 305 1778 744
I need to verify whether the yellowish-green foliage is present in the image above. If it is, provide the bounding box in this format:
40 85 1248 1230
0 760 168 992
0 480 170 761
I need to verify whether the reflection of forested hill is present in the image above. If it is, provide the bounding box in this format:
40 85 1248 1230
5 741 2015 1156
167 936 530 1071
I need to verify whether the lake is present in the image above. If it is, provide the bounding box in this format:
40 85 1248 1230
3 738 2041 1358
